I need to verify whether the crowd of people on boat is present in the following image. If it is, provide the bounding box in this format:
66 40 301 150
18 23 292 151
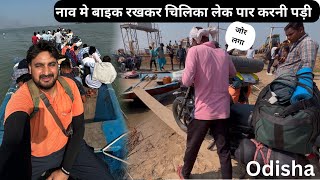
0 28 118 179
31 27 117 97
31 27 76 52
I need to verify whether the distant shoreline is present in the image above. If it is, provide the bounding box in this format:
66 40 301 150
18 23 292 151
0 23 74 31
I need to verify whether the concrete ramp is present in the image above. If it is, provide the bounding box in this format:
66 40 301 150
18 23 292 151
133 87 216 159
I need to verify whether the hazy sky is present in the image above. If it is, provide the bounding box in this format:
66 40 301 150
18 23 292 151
152 22 320 50
1 1 319 52
0 0 60 29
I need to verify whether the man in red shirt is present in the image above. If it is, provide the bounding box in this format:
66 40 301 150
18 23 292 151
31 32 38 45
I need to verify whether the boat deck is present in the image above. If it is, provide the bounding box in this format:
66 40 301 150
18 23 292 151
83 91 107 149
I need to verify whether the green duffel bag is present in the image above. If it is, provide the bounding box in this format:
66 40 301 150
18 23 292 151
251 75 320 155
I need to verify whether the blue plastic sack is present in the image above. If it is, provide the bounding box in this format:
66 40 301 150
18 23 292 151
290 67 313 104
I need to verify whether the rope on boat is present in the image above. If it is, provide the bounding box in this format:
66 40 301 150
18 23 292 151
121 109 129 120
125 168 134 180
102 132 130 165
103 151 130 165
252 85 261 91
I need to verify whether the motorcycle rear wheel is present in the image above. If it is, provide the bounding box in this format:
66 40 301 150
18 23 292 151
172 97 190 132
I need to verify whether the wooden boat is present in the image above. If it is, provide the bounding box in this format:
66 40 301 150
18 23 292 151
0 63 128 179
121 72 181 100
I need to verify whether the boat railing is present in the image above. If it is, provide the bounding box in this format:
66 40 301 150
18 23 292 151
90 83 129 178
0 83 17 145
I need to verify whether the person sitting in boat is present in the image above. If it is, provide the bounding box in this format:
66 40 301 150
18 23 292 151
81 53 93 86
59 58 86 103
0 40 114 180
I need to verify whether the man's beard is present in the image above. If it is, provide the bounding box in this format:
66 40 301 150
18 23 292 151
33 74 57 90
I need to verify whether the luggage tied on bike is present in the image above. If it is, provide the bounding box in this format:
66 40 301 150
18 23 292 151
235 138 310 178
251 139 272 169
251 73 320 155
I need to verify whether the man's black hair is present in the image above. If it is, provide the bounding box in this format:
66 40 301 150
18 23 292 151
102 55 111 62
284 22 304 31
83 53 89 59
88 46 96 55
17 59 28 69
60 58 72 69
26 40 59 64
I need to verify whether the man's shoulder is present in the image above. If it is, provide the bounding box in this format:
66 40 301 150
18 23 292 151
5 84 33 119
6 84 32 107
213 48 228 54
12 83 32 99
302 36 319 47
58 76 81 100
61 73 75 79
83 57 94 61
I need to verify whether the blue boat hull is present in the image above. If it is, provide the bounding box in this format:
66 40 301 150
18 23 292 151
94 83 128 179
122 72 181 99
0 83 17 145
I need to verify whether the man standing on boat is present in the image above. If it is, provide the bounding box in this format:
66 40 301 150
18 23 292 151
0 40 114 180
53 29 63 52
178 26 236 179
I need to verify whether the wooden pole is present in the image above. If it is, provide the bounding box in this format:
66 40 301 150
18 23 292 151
133 87 218 161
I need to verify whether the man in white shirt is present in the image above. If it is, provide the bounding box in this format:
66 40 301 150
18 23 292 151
53 29 63 51
246 46 255 59
36 32 41 40
267 44 279 75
